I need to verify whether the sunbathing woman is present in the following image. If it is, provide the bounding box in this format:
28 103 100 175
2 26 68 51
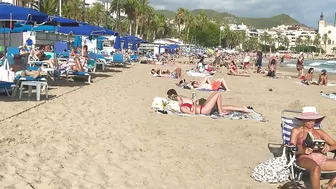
318 69 328 86
290 107 336 189
191 77 230 91
301 67 315 85
150 68 182 79
167 89 250 116
227 61 250 77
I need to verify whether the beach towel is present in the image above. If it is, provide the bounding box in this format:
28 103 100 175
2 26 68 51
195 88 226 92
186 70 213 77
295 81 336 87
320 93 336 100
151 97 265 121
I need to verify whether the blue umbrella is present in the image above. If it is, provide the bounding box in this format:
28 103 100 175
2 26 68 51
114 35 121 50
97 40 103 50
73 36 82 47
0 4 49 23
0 24 56 33
48 16 79 27
80 22 115 35
58 24 106 36
123 38 128 49
131 41 137 51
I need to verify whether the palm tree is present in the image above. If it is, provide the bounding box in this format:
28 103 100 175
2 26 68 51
86 2 106 26
306 35 312 46
282 36 290 50
276 31 282 49
322 33 329 54
40 0 58 15
295 35 303 52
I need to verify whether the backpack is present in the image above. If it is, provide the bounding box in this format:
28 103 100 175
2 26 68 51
251 146 294 183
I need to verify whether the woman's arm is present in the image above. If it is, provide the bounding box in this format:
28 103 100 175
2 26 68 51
290 128 306 155
318 130 336 151
192 100 197 114
326 75 328 85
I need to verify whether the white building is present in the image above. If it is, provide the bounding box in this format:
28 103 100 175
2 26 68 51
318 12 336 54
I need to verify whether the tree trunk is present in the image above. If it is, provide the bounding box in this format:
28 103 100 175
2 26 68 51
135 19 139 36
129 22 132 35
153 30 156 40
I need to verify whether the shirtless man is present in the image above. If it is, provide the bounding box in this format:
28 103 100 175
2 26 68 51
191 77 230 91
297 52 304 78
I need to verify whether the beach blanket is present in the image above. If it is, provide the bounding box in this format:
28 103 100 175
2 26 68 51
195 88 226 92
295 81 336 87
320 93 336 100
186 70 213 77
151 97 265 121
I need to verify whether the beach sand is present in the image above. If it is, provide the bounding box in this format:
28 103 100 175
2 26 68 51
0 62 336 188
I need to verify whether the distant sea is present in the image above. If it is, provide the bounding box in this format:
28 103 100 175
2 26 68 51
283 59 336 74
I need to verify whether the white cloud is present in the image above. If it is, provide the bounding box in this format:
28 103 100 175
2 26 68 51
150 0 335 28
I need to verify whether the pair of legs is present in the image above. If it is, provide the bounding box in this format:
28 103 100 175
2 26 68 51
201 77 230 91
298 157 336 189
297 67 304 78
200 92 249 116
318 75 328 86
21 68 41 79
73 57 84 71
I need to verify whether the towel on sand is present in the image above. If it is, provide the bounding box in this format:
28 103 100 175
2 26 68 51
195 88 226 92
295 81 336 87
151 97 265 121
320 93 336 100
186 70 213 77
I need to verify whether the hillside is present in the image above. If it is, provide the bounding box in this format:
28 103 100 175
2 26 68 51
155 9 303 29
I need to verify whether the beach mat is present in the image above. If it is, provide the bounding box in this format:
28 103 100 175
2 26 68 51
320 93 336 100
195 88 226 92
156 109 265 122
295 81 336 87
186 71 213 77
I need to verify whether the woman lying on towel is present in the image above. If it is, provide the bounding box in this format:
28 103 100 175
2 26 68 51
290 107 336 189
167 89 250 116
150 68 182 79
227 61 250 77
191 77 230 91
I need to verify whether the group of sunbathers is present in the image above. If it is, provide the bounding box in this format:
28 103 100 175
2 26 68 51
301 67 328 86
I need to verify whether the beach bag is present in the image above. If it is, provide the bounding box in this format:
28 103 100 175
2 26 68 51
251 147 290 183
151 97 168 111
0 59 14 82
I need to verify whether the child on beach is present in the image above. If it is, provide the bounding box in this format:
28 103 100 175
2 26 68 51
318 69 328 86
296 53 304 78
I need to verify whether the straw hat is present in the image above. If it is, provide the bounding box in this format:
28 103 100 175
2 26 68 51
18 45 24 49
294 106 325 121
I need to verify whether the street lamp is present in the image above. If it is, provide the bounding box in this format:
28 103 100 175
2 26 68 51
219 26 224 47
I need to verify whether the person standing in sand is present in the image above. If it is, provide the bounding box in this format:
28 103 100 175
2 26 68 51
297 53 304 78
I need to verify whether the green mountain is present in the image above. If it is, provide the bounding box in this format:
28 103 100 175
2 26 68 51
155 9 303 29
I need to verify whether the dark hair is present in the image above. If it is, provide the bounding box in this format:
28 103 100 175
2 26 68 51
321 69 327 74
198 98 206 105
191 81 196 86
308 67 314 74
167 89 177 96
271 59 276 65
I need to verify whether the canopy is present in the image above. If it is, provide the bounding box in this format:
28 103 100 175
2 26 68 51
120 35 146 43
48 16 79 27
131 41 137 51
114 35 121 50
0 24 56 33
0 4 49 23
123 38 128 49
57 24 106 36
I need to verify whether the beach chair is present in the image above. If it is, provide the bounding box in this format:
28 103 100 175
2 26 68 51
130 54 139 62
112 54 125 67
0 81 16 97
281 110 336 181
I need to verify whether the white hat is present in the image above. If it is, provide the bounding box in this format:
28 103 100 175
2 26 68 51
294 106 325 122
18 45 24 49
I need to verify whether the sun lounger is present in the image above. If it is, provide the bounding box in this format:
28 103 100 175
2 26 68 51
281 110 336 181
65 70 91 84
130 54 139 62
0 81 15 97
112 54 125 67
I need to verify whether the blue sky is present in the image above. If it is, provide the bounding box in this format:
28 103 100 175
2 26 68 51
150 0 336 28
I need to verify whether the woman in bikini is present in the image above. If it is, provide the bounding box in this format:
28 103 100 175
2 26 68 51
297 53 304 78
318 69 328 86
301 67 315 85
150 68 182 79
167 89 250 116
191 77 230 91
290 107 336 189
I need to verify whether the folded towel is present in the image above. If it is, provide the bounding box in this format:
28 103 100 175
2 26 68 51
186 70 212 77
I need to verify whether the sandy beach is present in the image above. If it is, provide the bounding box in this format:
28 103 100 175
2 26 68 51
1 61 336 188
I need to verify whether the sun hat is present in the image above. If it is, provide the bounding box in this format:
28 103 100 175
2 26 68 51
18 45 24 49
294 106 325 121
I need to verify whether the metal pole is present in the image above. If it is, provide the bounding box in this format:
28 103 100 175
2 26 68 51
219 30 221 46
105 1 109 28
59 0 62 16
82 0 85 22
116 0 119 31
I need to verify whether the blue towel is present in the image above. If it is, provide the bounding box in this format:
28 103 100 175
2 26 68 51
0 81 15 88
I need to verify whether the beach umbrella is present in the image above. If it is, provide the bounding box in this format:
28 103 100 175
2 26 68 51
48 16 79 27
73 36 82 47
114 35 121 50
123 37 129 49
0 4 48 23
57 24 106 36
131 41 137 51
